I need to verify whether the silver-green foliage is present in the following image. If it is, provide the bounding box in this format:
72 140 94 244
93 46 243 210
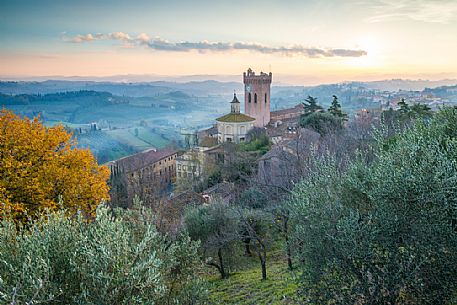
184 202 239 279
0 204 206 304
289 107 457 304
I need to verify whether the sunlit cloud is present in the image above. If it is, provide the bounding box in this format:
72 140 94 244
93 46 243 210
63 32 367 58
365 0 457 24
70 33 104 43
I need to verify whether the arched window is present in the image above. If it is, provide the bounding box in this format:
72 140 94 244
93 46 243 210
265 93 267 103
248 93 251 103
254 93 257 103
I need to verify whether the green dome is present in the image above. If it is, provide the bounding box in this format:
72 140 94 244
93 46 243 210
216 113 255 123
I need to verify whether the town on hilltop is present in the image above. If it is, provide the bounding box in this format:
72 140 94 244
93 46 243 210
107 68 308 208
106 68 456 211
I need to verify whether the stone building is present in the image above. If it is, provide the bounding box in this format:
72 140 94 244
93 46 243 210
216 93 255 143
176 148 204 179
176 145 223 183
244 68 272 127
108 148 178 207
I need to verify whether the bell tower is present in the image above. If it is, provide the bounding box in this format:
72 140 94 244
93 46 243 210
243 68 272 127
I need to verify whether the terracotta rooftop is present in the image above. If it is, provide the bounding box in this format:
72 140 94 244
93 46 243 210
271 104 304 116
112 148 177 173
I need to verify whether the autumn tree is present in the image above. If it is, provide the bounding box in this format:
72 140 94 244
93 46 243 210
0 109 110 221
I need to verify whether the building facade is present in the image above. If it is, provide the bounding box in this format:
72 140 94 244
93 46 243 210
176 148 204 180
216 93 255 143
108 148 178 207
244 68 272 127
175 145 224 185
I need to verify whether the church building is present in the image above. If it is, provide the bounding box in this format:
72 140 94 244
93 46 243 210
216 93 255 143
216 68 272 143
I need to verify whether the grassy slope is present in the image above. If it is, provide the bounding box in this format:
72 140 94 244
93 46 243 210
136 128 169 148
207 250 300 305
106 128 168 151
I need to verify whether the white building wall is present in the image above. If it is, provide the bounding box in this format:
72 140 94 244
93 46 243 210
217 121 254 144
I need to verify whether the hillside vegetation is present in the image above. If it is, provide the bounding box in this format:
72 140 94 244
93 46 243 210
1 103 457 304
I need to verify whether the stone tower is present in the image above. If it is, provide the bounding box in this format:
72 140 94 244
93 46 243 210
243 68 272 127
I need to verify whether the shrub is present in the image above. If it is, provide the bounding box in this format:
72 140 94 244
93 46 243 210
290 108 457 304
0 204 206 304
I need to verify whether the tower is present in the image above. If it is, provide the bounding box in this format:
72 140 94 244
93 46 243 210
243 68 272 127
230 92 240 114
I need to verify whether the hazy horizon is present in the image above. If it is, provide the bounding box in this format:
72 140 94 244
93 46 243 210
1 73 457 87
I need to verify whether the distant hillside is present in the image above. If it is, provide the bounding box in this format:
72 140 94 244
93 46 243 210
424 85 457 99
0 80 242 97
0 91 127 106
359 79 457 91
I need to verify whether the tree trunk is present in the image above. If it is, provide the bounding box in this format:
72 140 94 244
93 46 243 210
260 253 267 281
257 245 267 281
286 238 293 270
217 248 228 279
244 238 252 256
283 217 293 270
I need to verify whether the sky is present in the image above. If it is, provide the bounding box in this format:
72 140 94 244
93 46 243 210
1 0 456 85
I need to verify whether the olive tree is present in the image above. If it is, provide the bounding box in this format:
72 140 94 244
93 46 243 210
184 201 239 279
0 203 206 305
289 108 457 304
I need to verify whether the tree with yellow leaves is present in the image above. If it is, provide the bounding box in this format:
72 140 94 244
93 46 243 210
0 109 110 221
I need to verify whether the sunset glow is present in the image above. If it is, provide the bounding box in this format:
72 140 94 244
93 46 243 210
1 0 456 84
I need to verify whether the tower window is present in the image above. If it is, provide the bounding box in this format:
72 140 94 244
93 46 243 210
254 93 257 103
265 93 267 103
248 93 251 103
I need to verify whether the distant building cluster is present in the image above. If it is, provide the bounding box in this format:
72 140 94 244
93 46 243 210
106 68 315 208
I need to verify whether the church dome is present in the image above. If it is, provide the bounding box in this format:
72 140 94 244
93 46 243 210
216 113 255 123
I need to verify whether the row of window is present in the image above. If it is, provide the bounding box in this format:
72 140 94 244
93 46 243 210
158 154 177 166
132 164 175 178
248 93 268 104
225 137 244 142
223 125 247 134
159 165 174 176
177 164 197 172
177 172 194 178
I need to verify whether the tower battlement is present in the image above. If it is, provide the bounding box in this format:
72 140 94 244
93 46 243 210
243 68 272 84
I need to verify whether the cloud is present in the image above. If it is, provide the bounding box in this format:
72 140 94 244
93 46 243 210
142 39 367 57
365 0 457 24
65 32 367 58
70 33 104 43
